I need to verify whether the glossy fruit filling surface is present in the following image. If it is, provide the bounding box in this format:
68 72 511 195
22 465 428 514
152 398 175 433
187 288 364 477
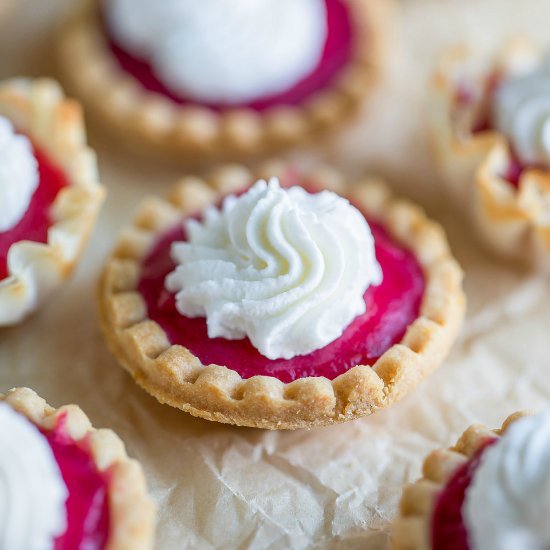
0 142 69 280
43 414 110 550
455 77 526 188
104 0 354 111
431 438 498 550
138 186 426 384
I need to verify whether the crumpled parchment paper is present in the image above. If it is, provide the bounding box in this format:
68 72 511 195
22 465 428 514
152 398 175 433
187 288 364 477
2 1 550 548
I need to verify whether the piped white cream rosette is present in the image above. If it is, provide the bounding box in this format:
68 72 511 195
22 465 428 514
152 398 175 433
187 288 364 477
432 40 550 270
0 78 104 326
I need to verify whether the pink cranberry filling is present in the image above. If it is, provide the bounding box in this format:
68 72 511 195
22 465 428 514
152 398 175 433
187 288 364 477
431 439 498 550
137 190 425 384
0 142 69 280
455 77 527 188
41 414 110 550
103 0 354 111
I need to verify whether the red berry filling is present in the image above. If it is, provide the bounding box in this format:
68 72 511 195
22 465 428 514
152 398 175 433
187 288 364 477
455 76 530 188
103 0 354 111
0 142 69 280
42 414 110 550
137 187 425 384
431 438 498 550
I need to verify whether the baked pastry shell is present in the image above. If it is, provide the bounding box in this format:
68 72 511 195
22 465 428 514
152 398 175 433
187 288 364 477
57 0 393 162
392 410 532 550
1 386 155 550
432 40 550 270
98 161 465 430
0 78 105 326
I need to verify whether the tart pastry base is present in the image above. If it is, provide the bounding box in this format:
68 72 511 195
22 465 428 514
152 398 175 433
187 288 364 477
392 410 532 550
2 387 155 550
57 0 393 162
98 161 465 430
432 40 550 271
0 78 105 326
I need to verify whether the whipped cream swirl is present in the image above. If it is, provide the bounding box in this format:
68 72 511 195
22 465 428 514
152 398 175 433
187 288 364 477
0 402 68 549
166 178 382 360
464 411 550 550
0 115 39 232
494 61 550 169
106 0 328 104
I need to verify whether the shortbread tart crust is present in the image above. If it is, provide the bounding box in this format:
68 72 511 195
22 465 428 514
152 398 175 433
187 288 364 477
392 411 532 550
0 78 105 325
57 0 393 162
98 162 465 430
2 387 155 550
432 40 550 271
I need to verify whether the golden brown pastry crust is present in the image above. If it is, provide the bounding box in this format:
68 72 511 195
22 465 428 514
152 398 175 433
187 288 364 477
1 387 155 550
0 78 105 326
432 40 550 271
98 162 465 430
57 0 393 162
392 411 533 550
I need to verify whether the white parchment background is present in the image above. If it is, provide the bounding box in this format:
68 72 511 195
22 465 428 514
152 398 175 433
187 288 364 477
2 1 550 548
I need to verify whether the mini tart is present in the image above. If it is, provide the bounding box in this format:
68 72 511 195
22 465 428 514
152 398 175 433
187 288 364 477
392 411 532 550
432 40 550 270
0 78 105 326
57 0 392 162
2 386 155 549
98 162 465 430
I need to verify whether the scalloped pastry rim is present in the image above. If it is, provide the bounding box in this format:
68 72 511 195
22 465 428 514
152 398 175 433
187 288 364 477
1 387 155 550
98 161 465 430
392 410 533 550
0 77 105 326
57 0 393 160
431 40 550 269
